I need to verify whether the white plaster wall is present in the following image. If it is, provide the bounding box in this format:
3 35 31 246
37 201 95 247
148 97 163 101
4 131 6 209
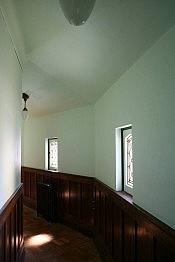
22 23 175 228
22 105 94 177
94 25 175 228
0 7 22 209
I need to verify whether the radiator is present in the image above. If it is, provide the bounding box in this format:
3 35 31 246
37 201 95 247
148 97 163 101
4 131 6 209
36 182 57 222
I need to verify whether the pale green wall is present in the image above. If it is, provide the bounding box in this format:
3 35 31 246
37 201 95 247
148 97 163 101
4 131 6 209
22 105 94 176
0 7 22 209
22 25 175 228
94 25 175 228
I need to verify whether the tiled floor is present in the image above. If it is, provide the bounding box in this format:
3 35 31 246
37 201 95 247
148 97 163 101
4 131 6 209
23 206 102 262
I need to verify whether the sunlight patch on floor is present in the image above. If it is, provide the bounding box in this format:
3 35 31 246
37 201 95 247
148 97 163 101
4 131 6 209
26 234 53 247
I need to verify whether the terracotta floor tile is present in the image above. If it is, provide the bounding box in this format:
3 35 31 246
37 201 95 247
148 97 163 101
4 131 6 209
23 206 102 262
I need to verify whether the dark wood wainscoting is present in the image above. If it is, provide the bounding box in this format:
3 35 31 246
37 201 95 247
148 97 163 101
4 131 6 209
0 184 24 262
94 180 175 262
21 167 95 233
21 167 175 262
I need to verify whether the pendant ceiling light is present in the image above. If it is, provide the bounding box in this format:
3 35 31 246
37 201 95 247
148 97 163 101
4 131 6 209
59 0 96 26
22 93 29 120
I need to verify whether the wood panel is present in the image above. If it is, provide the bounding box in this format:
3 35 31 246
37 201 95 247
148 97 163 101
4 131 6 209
94 186 100 231
105 197 113 254
23 171 30 197
123 213 136 262
11 208 16 262
69 181 81 218
0 184 24 262
80 182 94 225
112 203 123 262
58 179 70 215
21 167 175 262
5 214 11 261
137 223 153 262
0 227 5 261
154 238 175 262
30 173 36 199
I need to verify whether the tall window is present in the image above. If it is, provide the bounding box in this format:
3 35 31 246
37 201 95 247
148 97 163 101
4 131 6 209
47 138 58 171
121 127 133 195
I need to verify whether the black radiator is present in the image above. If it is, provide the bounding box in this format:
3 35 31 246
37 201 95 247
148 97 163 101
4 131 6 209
36 182 57 222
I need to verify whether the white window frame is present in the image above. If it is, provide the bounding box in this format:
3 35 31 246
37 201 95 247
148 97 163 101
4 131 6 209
115 125 133 195
45 137 58 171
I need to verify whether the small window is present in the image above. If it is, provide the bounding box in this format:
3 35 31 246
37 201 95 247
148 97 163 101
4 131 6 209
47 138 58 171
121 127 133 195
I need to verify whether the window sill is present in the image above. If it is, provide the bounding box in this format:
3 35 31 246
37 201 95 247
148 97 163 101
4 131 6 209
47 169 58 173
116 191 133 204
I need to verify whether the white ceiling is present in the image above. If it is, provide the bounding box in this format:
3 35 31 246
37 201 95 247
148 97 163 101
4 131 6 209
5 0 175 117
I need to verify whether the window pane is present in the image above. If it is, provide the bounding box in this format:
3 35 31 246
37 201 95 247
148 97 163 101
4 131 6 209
48 138 58 170
122 126 133 195
125 134 133 187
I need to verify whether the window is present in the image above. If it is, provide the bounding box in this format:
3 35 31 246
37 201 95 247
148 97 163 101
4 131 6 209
121 126 133 195
45 138 58 171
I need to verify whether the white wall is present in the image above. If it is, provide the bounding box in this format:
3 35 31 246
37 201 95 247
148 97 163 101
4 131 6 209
0 7 22 209
94 25 175 228
22 105 94 177
22 24 175 228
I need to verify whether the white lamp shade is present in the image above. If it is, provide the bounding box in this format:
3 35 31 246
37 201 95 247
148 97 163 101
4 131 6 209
59 0 96 26
22 108 29 120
